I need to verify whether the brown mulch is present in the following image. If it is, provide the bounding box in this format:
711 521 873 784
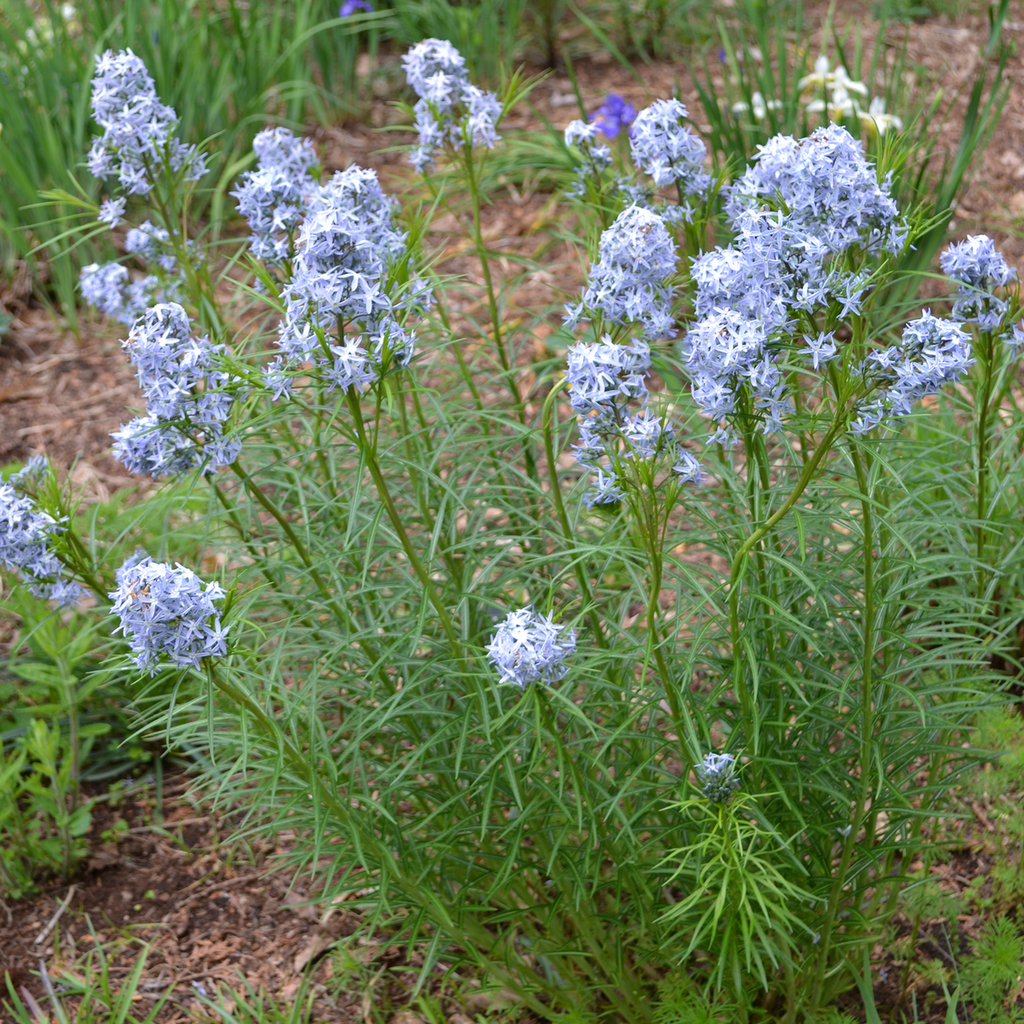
0 310 140 484
1 782 366 1022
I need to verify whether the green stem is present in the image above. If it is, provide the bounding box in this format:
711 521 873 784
204 659 549 1016
530 690 652 1022
541 380 605 646
975 330 996 590
462 145 541 490
642 511 691 767
62 528 109 599
344 388 463 656
729 416 847 735
809 443 877 1012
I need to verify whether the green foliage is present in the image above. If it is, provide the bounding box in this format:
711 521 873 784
195 978 316 1024
652 973 735 1024
68 114 1008 1018
0 586 111 897
809 1013 860 1024
661 796 814 991
959 916 1024 1023
387 0 527 86
0 463 179 896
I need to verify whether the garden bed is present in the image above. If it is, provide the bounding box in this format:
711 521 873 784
4 2 1024 1022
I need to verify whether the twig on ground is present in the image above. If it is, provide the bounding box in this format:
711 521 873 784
33 885 76 947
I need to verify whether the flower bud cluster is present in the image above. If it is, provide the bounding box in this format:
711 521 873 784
402 39 501 172
111 303 242 477
486 607 577 687
110 555 228 673
87 48 205 196
231 127 320 264
696 752 741 804
566 205 679 341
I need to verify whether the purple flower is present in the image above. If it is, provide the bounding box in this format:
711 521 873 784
339 0 373 13
590 94 637 139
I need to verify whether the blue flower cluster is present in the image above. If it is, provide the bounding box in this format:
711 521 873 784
80 259 181 327
110 556 228 674
0 473 82 607
695 752 741 804
566 205 678 340
98 197 126 229
486 607 577 687
231 128 320 265
629 99 711 209
941 234 1018 331
565 97 710 221
125 221 181 273
80 263 145 323
852 311 974 434
87 49 205 197
681 309 793 434
402 39 501 173
80 51 201 326
267 164 421 397
565 337 703 507
684 124 906 440
111 303 241 477
725 127 905 256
